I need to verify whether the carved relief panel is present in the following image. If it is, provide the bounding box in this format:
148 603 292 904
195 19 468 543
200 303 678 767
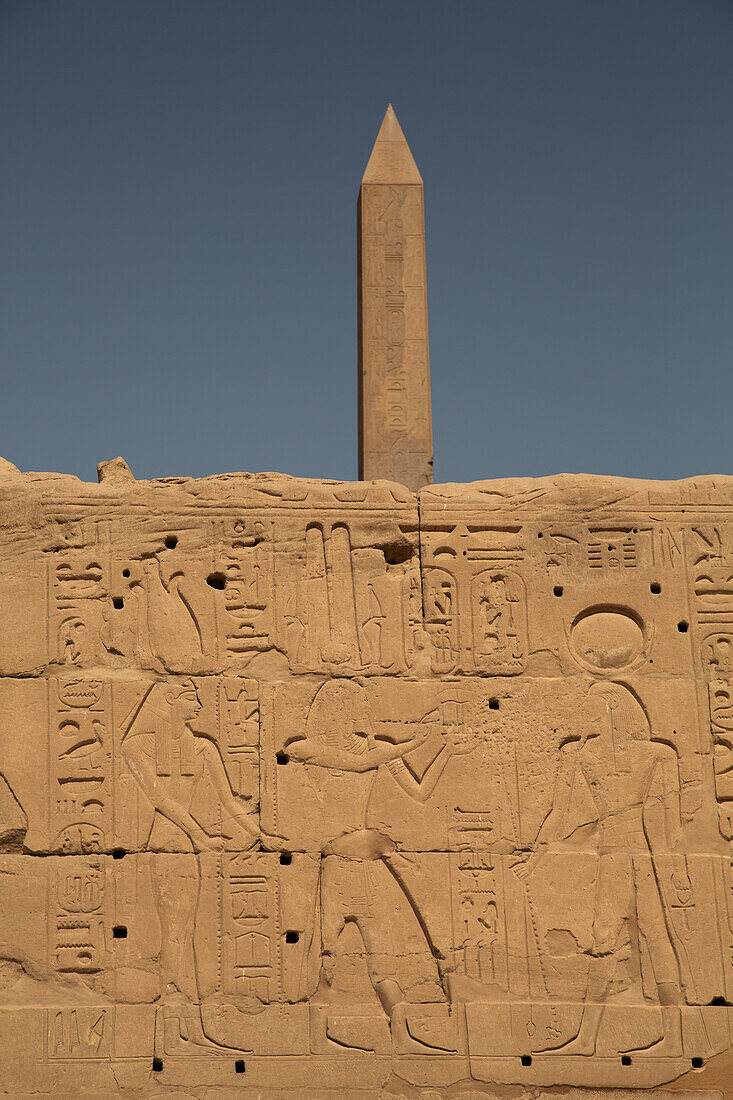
0 469 730 1095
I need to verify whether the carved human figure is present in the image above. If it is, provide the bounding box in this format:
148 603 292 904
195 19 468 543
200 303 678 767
518 681 686 1056
122 679 262 1050
287 680 461 1053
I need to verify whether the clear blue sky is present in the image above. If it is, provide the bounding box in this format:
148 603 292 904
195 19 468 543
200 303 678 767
2 0 732 483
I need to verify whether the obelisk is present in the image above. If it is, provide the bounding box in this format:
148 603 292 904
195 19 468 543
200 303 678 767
358 105 433 490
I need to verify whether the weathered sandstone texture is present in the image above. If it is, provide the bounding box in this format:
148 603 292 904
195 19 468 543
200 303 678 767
0 459 731 1098
358 105 433 492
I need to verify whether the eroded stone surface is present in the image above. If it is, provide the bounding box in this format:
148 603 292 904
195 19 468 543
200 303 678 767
0 464 732 1095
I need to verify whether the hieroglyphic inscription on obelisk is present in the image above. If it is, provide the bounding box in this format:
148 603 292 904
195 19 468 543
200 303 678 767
358 105 433 490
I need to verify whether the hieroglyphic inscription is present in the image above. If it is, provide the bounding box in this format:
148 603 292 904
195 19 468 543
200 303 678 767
218 518 276 661
51 858 108 975
221 853 280 1003
51 679 111 853
422 525 527 674
49 520 109 667
2 468 733 1094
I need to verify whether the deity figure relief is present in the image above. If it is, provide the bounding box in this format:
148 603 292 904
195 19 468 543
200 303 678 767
518 681 686 1056
122 678 265 1051
286 680 471 1053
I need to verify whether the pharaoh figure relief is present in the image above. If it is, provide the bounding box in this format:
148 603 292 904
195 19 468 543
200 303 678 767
0 108 729 1100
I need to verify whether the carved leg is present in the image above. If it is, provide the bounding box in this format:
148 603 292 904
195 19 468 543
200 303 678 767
548 1003 604 1057
544 955 612 1055
626 987 682 1057
150 853 198 1001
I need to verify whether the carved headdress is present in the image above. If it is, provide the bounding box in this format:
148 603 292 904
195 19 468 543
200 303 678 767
588 681 650 742
122 678 199 775
306 679 373 752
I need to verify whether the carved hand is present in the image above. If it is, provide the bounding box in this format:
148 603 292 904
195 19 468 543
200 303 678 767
670 862 693 902
445 729 477 755
512 847 546 882
405 726 431 751
257 829 290 853
196 832 228 853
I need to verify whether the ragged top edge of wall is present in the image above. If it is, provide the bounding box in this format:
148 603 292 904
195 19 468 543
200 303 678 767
2 458 733 509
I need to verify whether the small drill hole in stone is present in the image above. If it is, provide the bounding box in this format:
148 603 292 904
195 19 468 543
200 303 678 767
537 532 543 539
621 1055 632 1066
520 1054 532 1066
207 571 226 590
678 620 689 633
553 585 563 597
276 752 289 766
122 568 130 578
112 848 126 859
152 1057 163 1072
489 699 500 710
285 930 299 944
112 596 124 610
165 535 178 549
112 925 127 938
650 582 661 594
691 1057 703 1069
235 1059 245 1073
280 852 292 865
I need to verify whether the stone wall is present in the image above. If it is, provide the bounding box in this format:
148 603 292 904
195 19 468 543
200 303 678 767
0 457 730 1097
